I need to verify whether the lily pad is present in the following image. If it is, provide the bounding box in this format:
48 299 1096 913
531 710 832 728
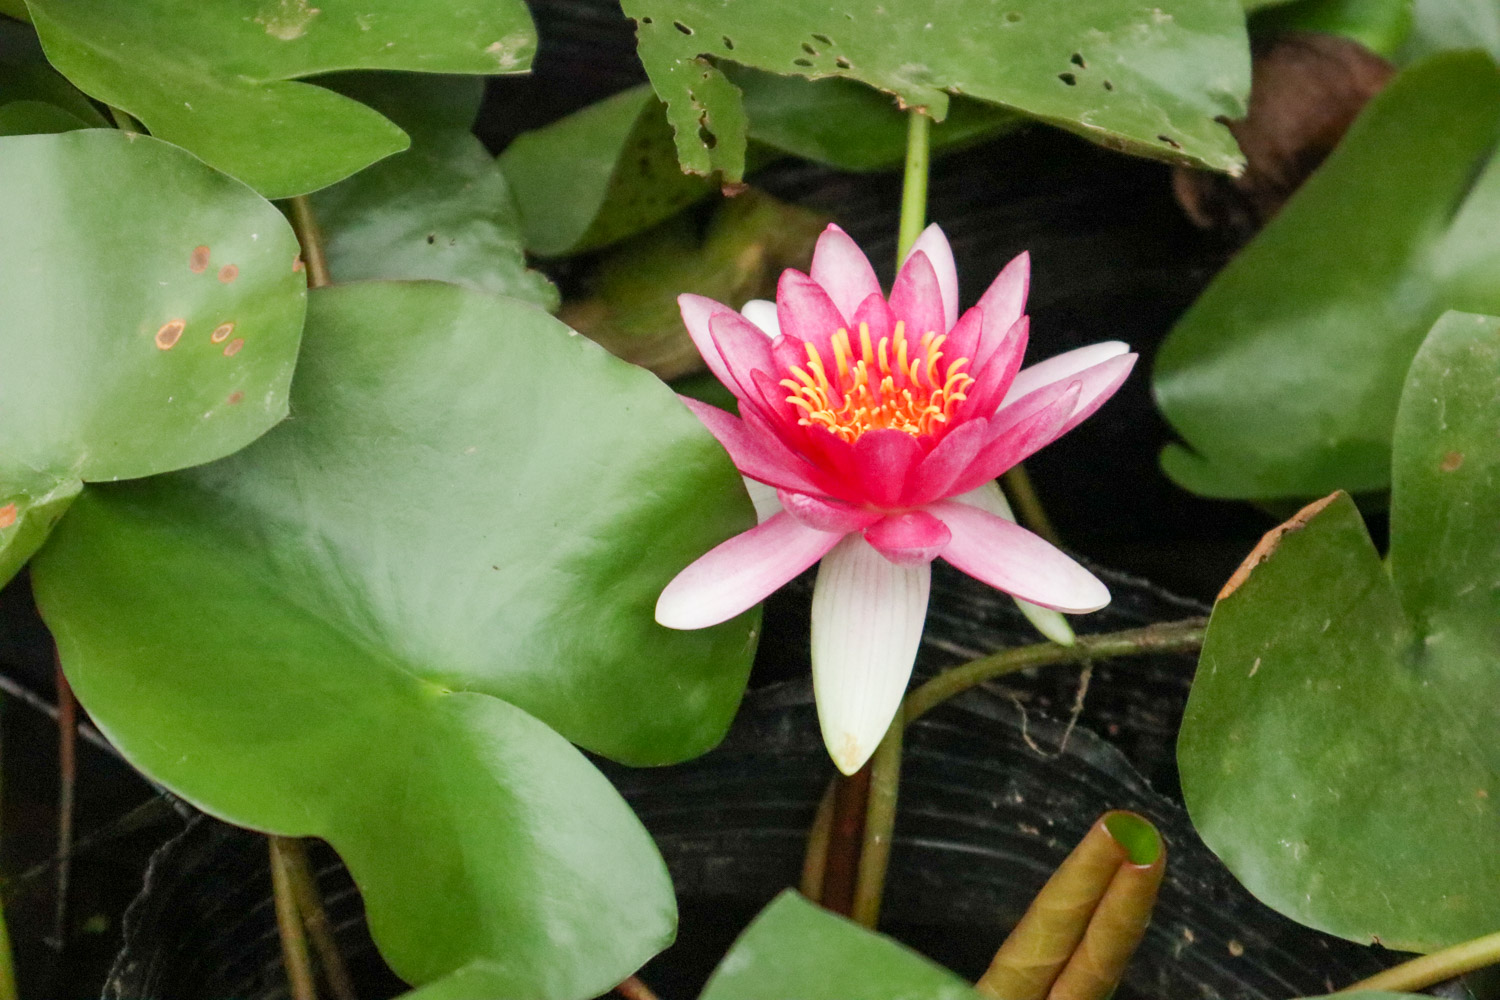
1178 311 1500 951
622 0 1248 181
1154 51 1500 500
0 129 305 587
699 891 982 1000
312 73 557 307
25 0 537 198
32 280 759 993
0 22 107 129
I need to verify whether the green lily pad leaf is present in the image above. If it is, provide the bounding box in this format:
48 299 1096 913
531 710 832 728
32 280 759 993
1178 311 1500 951
1154 51 1500 500
25 0 537 198
0 129 305 587
0 473 81 587
1251 0 1413 57
0 22 107 127
1398 0 1500 65
622 0 1248 182
312 73 556 307
700 891 981 1000
500 83 718 258
0 98 89 134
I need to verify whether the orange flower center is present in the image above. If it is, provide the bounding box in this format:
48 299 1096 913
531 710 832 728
780 320 974 444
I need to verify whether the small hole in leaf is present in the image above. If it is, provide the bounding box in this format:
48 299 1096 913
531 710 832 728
801 42 817 55
640 16 652 23
793 57 813 67
1158 134 1182 149
835 56 852 68
1058 72 1076 85
1070 52 1086 67
812 33 832 45
1103 79 1114 91
698 124 717 149
426 234 436 244
673 20 693 34
1005 11 1022 22
722 34 734 49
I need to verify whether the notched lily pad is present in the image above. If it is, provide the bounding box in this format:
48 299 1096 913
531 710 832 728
25 0 538 197
0 129 305 587
1179 311 1500 951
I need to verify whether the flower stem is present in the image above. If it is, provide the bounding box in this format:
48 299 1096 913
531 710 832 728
896 110 932 265
280 839 356 1000
1336 929 1500 994
1002 465 1062 548
799 779 838 902
821 765 873 916
852 710 903 928
287 195 332 289
269 836 319 1000
50 650 76 952
105 104 143 132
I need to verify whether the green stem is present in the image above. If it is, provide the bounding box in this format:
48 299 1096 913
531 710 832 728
1002 465 1062 548
269 836 319 1000
896 110 932 265
281 839 356 1000
287 196 332 289
905 618 1208 724
1337 929 1500 994
105 104 143 133
852 710 903 928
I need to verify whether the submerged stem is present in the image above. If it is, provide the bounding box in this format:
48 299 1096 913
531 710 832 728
287 196 332 289
1337 929 1500 994
896 110 932 265
51 651 76 953
852 712 903 928
269 836 319 1000
281 839 356 1000
1003 465 1062 548
799 779 838 902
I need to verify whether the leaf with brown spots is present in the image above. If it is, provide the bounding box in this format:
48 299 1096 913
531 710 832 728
1179 311 1500 952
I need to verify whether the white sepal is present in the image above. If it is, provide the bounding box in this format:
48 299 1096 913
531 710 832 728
742 477 783 524
740 299 781 339
810 535 931 774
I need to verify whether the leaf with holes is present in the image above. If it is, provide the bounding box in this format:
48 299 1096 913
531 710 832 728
32 280 758 994
0 129 305 587
1179 311 1500 951
312 73 556 307
1154 51 1500 500
622 0 1248 181
699 892 981 1000
24 0 536 198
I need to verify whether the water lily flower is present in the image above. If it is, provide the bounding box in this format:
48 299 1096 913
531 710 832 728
656 223 1135 774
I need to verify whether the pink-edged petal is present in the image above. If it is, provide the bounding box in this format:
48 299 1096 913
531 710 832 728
810 534 931 774
850 291 895 343
888 250 947 338
950 483 1077 645
948 380 1082 495
657 512 844 629
903 417 991 506
997 349 1137 441
905 223 959 330
679 293 741 393
777 270 845 356
931 500 1109 613
960 315 1030 418
863 509 951 565
810 223 882 323
943 303 986 368
707 310 780 396
975 250 1030 335
853 428 924 509
1001 341 1131 410
779 489 883 533
740 299 780 338
679 396 828 495
742 477 782 524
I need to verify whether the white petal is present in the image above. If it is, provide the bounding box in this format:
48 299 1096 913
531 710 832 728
951 482 1077 646
742 476 783 524
739 299 781 339
1000 341 1130 410
811 535 931 774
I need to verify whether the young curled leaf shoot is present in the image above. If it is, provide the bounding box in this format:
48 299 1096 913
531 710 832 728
655 223 1135 773
977 811 1166 1000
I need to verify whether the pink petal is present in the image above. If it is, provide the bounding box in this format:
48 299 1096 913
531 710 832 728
707 309 779 398
975 250 1030 336
679 396 829 496
656 512 844 629
948 380 1082 496
999 350 1137 437
810 224 882 324
779 489 883 534
679 293 742 395
943 304 986 368
905 224 959 330
960 315 1030 419
888 250 947 339
850 292 895 343
853 428 924 508
930 500 1109 612
1001 342 1131 411
902 417 991 506
864 509 951 565
777 270 845 357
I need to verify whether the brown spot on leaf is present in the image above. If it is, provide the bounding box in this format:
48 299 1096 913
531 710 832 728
1441 450 1465 472
1478 788 1490 799
227 390 244 405
211 322 235 344
223 338 245 357
0 504 15 529
1218 492 1341 601
218 264 239 283
292 254 304 273
155 319 186 350
190 245 211 273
